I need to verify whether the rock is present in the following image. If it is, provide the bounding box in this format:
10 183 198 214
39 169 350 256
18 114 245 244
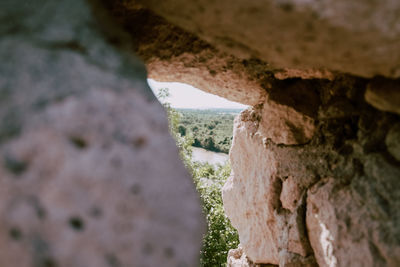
365 78 400 115
280 177 303 212
222 114 281 264
273 69 334 81
227 246 278 267
1 1 400 267
224 78 400 267
386 123 400 161
306 179 340 267
258 97 316 145
307 166 400 267
107 2 268 106
278 251 317 267
132 0 400 78
223 111 315 265
227 246 251 267
0 0 204 266
146 55 267 106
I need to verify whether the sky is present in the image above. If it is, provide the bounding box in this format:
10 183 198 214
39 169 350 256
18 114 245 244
148 79 248 109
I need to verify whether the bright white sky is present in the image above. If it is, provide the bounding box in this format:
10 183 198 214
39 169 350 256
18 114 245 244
148 79 248 109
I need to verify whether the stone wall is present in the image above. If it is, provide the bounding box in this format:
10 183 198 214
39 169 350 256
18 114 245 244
223 76 400 266
111 2 400 266
1 0 399 267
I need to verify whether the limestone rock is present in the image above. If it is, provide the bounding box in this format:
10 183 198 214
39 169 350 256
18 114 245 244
227 246 251 267
307 168 400 267
108 2 268 106
278 251 317 267
0 0 204 266
222 115 281 264
146 55 267 106
258 97 316 145
386 123 400 161
223 111 315 265
365 78 400 115
224 78 400 267
306 179 339 267
280 177 303 212
133 0 400 78
227 246 278 267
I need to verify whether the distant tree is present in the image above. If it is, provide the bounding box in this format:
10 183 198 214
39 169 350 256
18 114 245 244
157 88 193 164
178 125 187 136
204 137 216 151
193 138 202 147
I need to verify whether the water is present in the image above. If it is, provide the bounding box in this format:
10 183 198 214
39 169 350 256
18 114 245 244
191 147 229 165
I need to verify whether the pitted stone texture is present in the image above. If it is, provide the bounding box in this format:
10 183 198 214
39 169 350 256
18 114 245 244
0 0 204 266
0 90 203 267
223 111 315 265
133 0 400 78
307 170 400 267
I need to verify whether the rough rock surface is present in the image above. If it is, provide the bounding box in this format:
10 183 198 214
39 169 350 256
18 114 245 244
227 246 277 267
132 0 400 78
223 75 400 266
386 123 400 161
106 1 270 106
108 2 400 266
223 109 316 265
2 0 400 267
258 97 315 145
280 177 303 213
365 77 400 115
307 173 400 267
0 0 204 266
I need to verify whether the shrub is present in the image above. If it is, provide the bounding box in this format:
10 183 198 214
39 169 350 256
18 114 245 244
192 163 240 266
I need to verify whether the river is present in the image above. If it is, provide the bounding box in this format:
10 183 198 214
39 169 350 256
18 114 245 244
191 147 229 165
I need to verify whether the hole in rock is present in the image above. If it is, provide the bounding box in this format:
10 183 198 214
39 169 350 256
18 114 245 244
69 136 88 149
130 183 141 195
68 216 85 231
41 257 58 267
148 79 247 266
9 227 23 241
4 155 28 176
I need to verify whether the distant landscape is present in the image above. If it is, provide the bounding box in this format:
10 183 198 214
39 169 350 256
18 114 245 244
154 87 244 265
176 108 243 154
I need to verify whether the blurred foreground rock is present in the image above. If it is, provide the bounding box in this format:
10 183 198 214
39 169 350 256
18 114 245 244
0 0 204 266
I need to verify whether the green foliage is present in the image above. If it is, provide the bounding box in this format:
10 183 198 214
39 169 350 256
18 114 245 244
158 88 193 165
159 90 240 266
192 162 240 266
177 108 240 153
